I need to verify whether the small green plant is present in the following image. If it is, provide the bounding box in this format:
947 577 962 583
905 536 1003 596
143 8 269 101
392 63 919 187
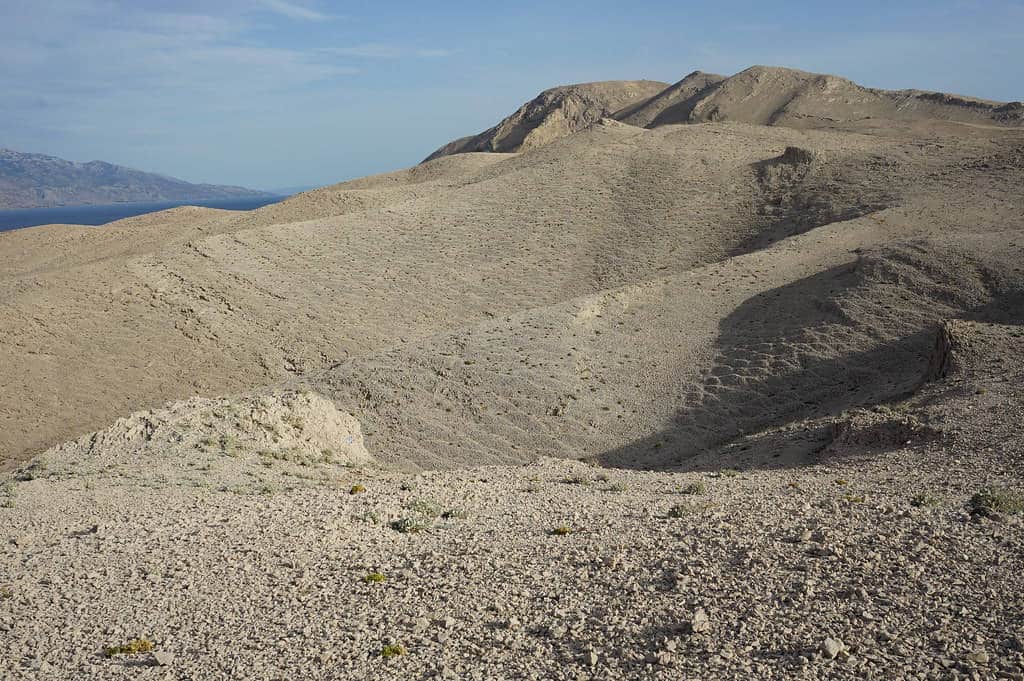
0 586 13 599
719 468 740 478
381 644 406 659
390 516 431 534
563 475 589 485
680 481 706 495
350 484 366 495
103 639 154 658
970 487 1024 516
605 481 627 492
910 492 941 508
441 508 469 520
550 525 572 536
363 572 386 583
667 503 695 518
835 478 849 486
406 498 442 518
355 510 382 525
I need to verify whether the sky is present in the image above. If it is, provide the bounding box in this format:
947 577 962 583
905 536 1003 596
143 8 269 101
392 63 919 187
1 0 1022 191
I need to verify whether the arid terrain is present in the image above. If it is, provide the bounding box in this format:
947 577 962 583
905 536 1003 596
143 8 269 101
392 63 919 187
1 65 1022 680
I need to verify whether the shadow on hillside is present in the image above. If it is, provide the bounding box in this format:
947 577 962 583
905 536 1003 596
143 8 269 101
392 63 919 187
646 81 724 127
733 153 894 255
593 262 944 472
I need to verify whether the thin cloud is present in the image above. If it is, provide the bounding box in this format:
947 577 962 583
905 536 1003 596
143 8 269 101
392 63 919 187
414 48 455 58
258 0 330 21
321 44 454 59
731 23 782 33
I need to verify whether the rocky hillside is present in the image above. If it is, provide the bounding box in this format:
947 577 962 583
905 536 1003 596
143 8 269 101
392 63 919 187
426 66 1024 160
614 70 727 127
422 80 668 161
2 110 1022 468
0 148 268 209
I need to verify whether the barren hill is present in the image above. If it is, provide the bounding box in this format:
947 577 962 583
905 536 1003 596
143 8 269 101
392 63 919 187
2 109 1021 469
1 64 1023 680
426 66 1024 161
614 70 727 127
422 80 668 160
677 65 1024 128
0 148 268 209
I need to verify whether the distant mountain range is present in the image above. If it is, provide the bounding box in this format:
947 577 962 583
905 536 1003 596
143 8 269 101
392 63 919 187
0 148 270 209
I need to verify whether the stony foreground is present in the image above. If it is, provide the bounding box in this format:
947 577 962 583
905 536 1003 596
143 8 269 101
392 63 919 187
2 444 1022 680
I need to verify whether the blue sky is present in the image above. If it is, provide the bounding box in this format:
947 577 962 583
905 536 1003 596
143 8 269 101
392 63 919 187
1 0 1022 190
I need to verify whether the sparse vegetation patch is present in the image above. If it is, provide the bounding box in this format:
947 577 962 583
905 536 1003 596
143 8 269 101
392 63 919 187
391 516 431 534
103 639 154 658
969 487 1024 517
381 644 406 659
680 481 706 495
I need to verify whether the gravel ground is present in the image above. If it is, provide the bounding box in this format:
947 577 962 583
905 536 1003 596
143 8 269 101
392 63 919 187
3 425 1022 680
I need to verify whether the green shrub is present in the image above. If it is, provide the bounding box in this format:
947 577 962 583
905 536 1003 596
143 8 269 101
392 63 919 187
390 516 431 534
970 487 1024 516
549 525 572 536
910 492 940 508
363 572 386 584
103 639 154 658
667 503 695 518
680 481 706 495
406 498 442 518
381 644 406 658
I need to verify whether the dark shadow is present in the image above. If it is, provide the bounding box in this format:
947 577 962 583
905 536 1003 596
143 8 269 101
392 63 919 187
734 150 894 255
647 80 725 128
595 260 969 472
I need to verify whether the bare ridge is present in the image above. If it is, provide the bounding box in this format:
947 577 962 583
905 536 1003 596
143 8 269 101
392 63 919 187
426 65 1023 160
422 80 669 161
613 70 727 127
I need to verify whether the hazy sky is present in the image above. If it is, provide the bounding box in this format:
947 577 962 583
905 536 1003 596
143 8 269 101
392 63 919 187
2 0 1022 190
